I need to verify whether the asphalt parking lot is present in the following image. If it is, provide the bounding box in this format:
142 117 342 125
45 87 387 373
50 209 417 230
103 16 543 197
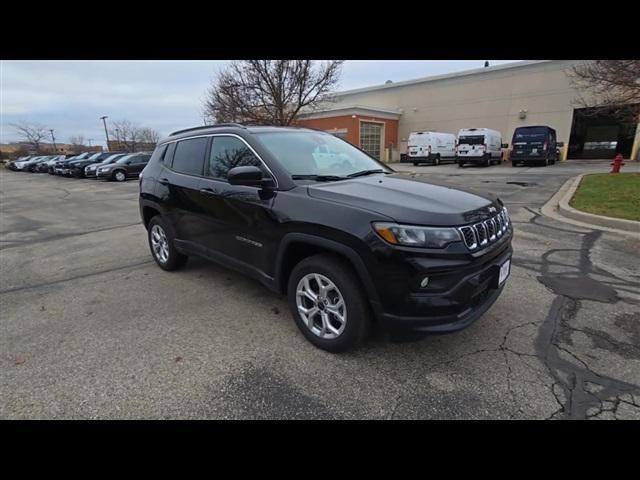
1 161 639 419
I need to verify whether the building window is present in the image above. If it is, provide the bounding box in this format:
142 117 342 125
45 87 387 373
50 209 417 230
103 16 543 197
326 129 348 141
359 122 382 160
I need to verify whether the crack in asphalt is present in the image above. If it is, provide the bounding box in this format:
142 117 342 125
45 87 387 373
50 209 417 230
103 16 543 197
0 259 154 295
0 222 142 251
515 208 640 419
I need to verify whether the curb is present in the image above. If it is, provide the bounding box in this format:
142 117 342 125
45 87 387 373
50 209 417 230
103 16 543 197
541 174 640 235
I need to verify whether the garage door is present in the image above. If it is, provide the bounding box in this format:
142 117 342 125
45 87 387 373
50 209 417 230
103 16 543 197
360 122 383 160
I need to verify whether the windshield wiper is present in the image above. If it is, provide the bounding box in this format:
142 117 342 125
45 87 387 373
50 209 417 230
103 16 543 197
291 174 347 181
346 169 389 178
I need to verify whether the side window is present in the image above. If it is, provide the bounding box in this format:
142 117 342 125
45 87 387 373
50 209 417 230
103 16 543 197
208 136 262 180
149 144 168 165
164 143 176 166
172 137 209 176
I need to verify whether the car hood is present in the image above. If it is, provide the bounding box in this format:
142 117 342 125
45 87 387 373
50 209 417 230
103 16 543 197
306 173 501 226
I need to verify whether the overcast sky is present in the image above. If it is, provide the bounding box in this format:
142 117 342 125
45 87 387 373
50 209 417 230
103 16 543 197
1 60 518 146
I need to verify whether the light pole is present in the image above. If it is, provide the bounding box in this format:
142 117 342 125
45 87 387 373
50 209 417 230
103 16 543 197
49 129 57 153
100 116 111 151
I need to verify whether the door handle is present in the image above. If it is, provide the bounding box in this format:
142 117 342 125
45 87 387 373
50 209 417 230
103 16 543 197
159 178 170 185
199 187 218 196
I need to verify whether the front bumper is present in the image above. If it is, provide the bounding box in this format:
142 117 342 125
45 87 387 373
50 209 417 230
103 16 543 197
374 234 513 335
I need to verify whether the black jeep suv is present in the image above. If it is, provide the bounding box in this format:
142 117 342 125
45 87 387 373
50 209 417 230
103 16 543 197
139 124 513 352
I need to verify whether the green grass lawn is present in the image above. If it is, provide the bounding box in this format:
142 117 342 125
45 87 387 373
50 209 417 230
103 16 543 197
570 173 640 222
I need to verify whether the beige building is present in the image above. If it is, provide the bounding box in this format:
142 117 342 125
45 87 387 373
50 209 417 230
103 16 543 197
298 60 639 163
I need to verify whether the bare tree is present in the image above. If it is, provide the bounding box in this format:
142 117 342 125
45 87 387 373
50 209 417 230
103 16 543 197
138 127 160 146
68 135 87 154
11 122 49 152
203 60 344 125
109 120 142 152
569 60 640 122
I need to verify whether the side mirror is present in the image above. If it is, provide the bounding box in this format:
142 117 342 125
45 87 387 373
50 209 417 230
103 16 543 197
228 166 267 187
501 143 509 148
557 142 564 147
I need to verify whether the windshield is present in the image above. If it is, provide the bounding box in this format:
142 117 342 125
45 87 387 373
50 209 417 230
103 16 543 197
458 135 484 145
87 152 103 160
256 131 390 178
102 154 123 163
513 127 548 143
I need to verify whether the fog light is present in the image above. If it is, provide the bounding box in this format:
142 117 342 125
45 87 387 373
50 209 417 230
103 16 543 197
420 276 430 288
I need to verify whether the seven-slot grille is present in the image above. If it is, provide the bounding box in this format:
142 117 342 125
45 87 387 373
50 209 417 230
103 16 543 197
458 208 510 251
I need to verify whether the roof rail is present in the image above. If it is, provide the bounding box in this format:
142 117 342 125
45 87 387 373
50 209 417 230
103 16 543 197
169 123 247 136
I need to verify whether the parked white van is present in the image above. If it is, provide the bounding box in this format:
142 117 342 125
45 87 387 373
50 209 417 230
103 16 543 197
456 128 504 167
407 131 456 165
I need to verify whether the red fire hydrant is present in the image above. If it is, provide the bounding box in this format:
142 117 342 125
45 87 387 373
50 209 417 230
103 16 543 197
611 154 625 174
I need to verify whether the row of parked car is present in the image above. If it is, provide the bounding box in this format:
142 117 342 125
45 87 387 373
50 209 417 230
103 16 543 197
5 151 152 181
405 125 563 167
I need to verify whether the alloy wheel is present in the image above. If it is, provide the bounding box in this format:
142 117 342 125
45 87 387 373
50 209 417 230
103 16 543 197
150 224 170 264
115 171 126 181
296 273 346 339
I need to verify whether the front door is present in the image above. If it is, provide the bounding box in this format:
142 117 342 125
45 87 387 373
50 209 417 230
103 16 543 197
195 135 277 275
128 154 151 177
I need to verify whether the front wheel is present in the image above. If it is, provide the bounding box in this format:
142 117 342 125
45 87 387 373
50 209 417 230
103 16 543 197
413 162 419 166
433 155 440 166
287 254 370 352
458 161 464 168
485 155 491 167
147 216 188 271
113 170 127 182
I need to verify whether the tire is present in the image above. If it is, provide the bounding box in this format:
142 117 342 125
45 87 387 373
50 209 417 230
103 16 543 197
113 170 127 182
413 162 419 166
287 253 370 352
147 216 188 271
485 155 491 167
458 161 464 168
511 161 518 167
433 155 440 166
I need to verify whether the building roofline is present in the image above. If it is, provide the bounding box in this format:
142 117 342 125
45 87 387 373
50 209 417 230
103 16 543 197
298 104 402 120
333 60 552 97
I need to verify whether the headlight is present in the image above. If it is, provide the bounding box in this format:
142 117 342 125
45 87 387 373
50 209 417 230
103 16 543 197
373 222 461 248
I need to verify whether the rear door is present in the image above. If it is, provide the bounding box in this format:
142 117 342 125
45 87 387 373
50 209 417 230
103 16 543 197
512 127 547 157
157 137 210 243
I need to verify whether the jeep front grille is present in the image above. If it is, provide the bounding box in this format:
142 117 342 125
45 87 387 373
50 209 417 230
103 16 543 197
458 208 510 251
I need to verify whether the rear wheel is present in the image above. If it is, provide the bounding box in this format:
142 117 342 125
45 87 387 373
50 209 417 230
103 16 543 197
287 254 370 352
433 155 440 166
458 161 464 168
147 216 188 271
413 162 419 166
485 154 491 167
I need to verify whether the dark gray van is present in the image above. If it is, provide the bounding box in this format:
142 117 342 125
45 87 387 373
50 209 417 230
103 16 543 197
511 126 563 167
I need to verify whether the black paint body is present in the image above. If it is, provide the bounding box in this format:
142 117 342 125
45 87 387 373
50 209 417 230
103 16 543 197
139 126 513 334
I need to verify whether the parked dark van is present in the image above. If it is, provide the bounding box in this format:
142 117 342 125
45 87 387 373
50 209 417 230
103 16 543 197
510 126 562 167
